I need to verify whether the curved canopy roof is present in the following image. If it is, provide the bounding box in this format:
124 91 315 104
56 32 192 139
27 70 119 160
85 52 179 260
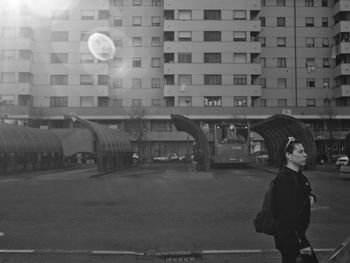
0 123 63 154
71 117 131 153
251 114 317 168
171 114 210 171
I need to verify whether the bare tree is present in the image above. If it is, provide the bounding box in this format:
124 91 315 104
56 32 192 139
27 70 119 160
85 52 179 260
128 105 148 161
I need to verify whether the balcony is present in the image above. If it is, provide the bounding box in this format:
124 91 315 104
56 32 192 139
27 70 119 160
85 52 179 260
334 85 350 98
333 21 350 35
0 60 31 71
333 0 350 16
338 42 350 54
333 63 350 77
163 84 262 97
0 83 31 94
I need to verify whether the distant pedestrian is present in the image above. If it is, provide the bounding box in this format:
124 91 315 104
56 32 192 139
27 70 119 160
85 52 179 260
273 137 318 263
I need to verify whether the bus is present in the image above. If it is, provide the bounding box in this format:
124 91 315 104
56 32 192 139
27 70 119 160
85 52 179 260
211 123 251 166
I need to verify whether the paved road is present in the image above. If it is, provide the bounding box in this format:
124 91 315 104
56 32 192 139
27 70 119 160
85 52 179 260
0 163 348 262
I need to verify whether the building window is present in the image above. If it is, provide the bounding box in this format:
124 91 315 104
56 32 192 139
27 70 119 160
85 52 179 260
164 31 174 41
1 50 15 60
277 78 287 88
80 31 91 41
19 27 33 38
19 50 32 60
80 74 94 85
178 53 192 63
164 10 174 20
133 16 142 26
98 75 109 85
110 0 123 6
0 95 14 105
19 72 32 83
178 10 191 20
306 99 316 107
204 74 221 85
260 57 266 67
112 57 123 67
278 99 287 107
132 37 142 46
322 38 329 47
277 17 285 27
112 78 122 88
1 72 15 83
204 31 221 41
233 10 246 20
204 53 221 63
98 10 110 20
152 99 161 107
132 99 142 107
114 38 122 47
113 99 123 107
305 0 313 7
260 17 265 27
80 97 94 107
261 0 266 6
152 16 161 26
178 96 192 107
178 31 191 41
260 98 266 106
152 78 161 88
260 78 266 88
322 0 327 7
133 57 141 67
80 53 94 63
151 57 161 67
178 74 192 85
51 75 68 85
113 18 123 26
323 58 330 68
234 31 247 41
81 9 94 20
51 53 68 63
234 96 247 107
277 0 285 6
133 0 142 6
151 37 161 46
164 75 174 85
277 57 286 68
205 97 222 107
259 37 266 47
152 0 161 6
164 53 174 63
306 58 315 72
277 37 286 47
323 78 329 88
52 10 69 20
305 37 315 47
204 10 221 20
234 53 247 63
234 75 247 85
305 17 314 27
50 97 68 107
51 31 68 41
322 17 328 27
306 78 315 88
98 97 109 107
132 78 141 88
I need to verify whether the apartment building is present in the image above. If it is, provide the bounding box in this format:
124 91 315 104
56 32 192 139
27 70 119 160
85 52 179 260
0 0 349 158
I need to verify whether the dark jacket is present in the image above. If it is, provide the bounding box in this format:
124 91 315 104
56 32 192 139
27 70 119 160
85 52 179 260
273 167 314 235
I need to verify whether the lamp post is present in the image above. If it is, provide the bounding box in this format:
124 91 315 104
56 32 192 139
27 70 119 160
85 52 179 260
185 97 191 156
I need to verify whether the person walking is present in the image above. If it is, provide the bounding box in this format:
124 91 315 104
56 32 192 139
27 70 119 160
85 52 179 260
273 137 318 263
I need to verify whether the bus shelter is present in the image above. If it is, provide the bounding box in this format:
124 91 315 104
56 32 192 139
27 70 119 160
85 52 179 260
69 116 132 171
251 114 317 169
0 122 63 173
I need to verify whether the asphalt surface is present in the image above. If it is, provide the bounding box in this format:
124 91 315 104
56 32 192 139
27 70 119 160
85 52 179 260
0 162 348 262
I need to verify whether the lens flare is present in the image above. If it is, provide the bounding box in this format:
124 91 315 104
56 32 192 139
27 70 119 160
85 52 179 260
88 33 116 62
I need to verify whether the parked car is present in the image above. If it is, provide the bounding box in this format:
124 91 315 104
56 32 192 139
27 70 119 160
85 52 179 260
252 151 269 163
65 152 97 164
153 153 178 162
339 164 350 180
336 156 349 169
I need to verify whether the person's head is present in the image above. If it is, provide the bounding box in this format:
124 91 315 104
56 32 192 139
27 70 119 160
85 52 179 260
279 137 308 170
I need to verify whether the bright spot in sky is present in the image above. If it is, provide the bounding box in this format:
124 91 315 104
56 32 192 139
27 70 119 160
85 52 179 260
88 33 116 62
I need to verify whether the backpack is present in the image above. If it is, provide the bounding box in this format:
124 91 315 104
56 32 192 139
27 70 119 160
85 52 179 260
253 178 277 236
